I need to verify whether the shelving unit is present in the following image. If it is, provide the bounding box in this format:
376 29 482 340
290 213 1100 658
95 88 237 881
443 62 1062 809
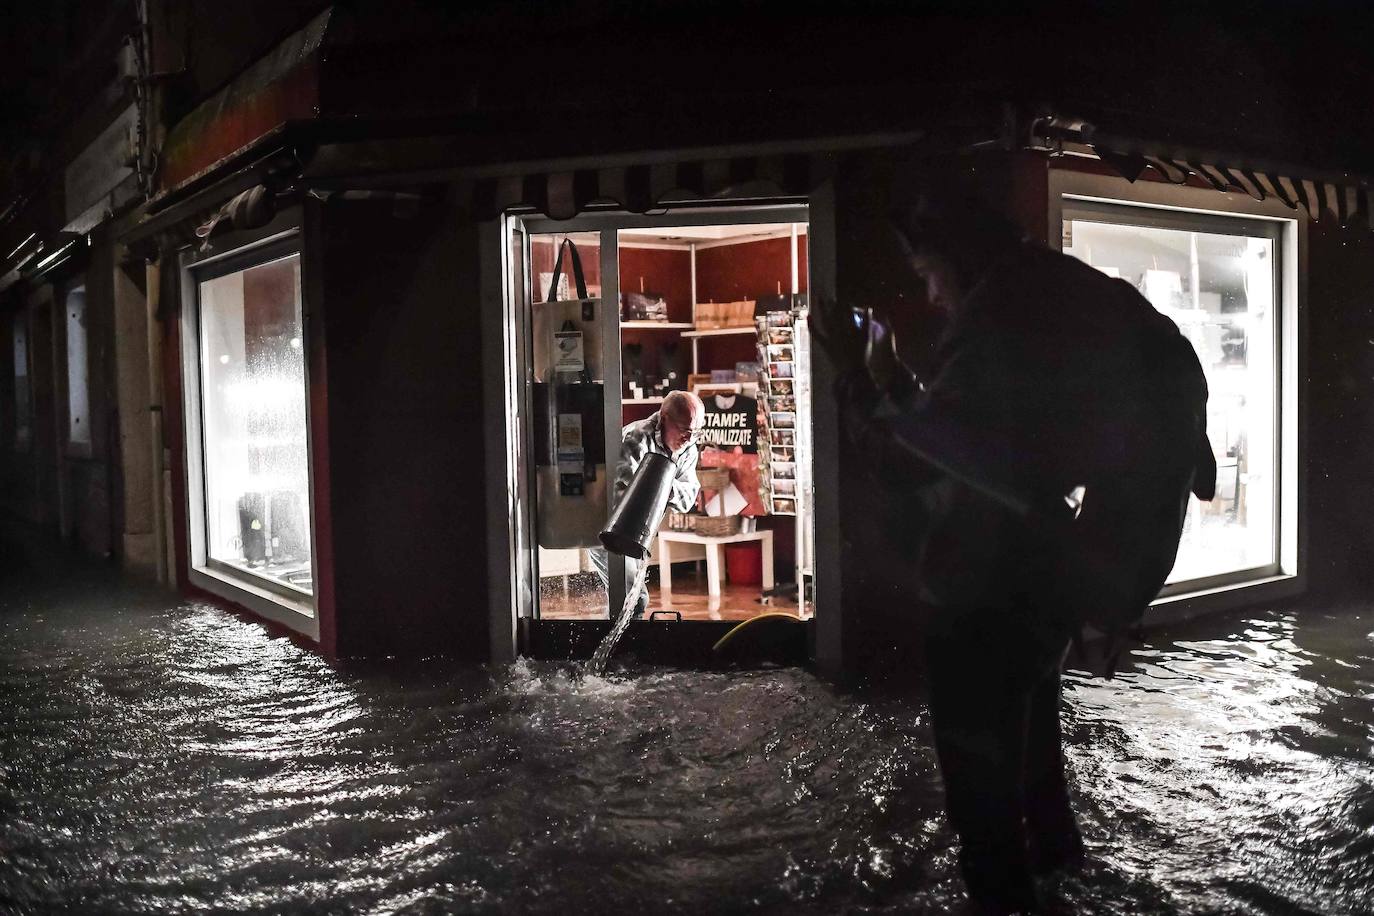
681 325 756 375
756 312 800 517
680 327 756 337
619 224 807 386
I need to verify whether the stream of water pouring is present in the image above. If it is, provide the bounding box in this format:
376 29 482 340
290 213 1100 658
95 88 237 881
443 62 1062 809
587 562 651 676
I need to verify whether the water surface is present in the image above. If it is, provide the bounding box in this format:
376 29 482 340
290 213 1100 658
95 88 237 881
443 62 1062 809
2 565 1371 914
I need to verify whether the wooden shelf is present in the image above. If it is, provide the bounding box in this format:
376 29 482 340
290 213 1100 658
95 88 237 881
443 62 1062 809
681 327 756 338
621 321 694 330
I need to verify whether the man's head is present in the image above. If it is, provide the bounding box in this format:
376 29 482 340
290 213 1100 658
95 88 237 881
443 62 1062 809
891 183 1025 315
660 390 704 453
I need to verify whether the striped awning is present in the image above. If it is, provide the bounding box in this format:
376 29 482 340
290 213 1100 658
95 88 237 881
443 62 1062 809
1029 114 1373 227
473 151 832 221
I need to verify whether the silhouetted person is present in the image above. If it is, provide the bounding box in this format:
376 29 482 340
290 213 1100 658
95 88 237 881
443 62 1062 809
814 184 1215 914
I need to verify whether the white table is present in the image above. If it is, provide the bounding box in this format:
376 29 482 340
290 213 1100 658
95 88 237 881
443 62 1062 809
656 529 774 597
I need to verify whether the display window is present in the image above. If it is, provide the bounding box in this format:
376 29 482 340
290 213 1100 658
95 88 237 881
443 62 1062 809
180 228 317 627
1062 199 1290 591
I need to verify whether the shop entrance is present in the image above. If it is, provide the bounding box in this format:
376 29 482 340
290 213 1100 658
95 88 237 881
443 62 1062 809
503 205 816 643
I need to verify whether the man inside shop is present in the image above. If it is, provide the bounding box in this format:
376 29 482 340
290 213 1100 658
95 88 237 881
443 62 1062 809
591 389 704 617
813 178 1214 914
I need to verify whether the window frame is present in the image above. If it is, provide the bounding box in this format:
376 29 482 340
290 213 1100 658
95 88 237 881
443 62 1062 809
179 211 320 638
1049 168 1305 623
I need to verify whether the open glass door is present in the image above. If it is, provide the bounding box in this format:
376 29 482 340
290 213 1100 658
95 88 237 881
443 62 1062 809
517 229 627 620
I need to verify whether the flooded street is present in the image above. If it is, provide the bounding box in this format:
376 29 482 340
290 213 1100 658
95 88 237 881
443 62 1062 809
3 558 1372 914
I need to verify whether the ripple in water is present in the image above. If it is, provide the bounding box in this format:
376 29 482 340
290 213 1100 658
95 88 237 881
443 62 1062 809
2 570 1372 914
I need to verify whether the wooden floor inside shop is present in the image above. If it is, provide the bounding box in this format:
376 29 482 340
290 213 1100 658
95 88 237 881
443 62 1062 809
538 568 803 621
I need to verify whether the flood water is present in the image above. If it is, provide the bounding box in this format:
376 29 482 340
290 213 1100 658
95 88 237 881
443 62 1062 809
2 559 1373 914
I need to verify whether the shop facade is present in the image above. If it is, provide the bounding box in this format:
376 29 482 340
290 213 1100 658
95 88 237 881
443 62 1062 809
136 133 1324 673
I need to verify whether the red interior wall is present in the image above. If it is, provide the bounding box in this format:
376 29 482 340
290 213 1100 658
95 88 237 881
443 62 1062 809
695 235 808 302
531 236 808 308
694 335 756 371
692 234 806 374
619 246 692 322
618 246 693 396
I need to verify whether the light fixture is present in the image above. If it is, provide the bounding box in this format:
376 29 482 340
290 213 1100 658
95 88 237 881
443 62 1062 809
17 232 82 278
6 232 37 261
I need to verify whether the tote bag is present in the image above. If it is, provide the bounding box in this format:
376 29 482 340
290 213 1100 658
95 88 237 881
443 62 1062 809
533 239 610 549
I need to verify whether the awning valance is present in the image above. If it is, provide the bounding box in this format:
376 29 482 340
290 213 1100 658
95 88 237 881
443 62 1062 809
473 152 831 222
1028 113 1374 227
465 128 951 221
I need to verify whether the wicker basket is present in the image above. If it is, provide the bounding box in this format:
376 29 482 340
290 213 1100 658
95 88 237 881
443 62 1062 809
694 514 743 537
696 467 731 491
665 510 695 531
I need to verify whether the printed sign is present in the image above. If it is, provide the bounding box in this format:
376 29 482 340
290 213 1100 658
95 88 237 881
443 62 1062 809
557 413 583 451
557 413 586 496
554 329 585 373
699 393 758 453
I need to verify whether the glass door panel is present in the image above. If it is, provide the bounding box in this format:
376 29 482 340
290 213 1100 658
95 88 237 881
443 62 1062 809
526 230 618 619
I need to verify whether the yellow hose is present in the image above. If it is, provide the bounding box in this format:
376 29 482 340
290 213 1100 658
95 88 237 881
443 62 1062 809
711 613 803 652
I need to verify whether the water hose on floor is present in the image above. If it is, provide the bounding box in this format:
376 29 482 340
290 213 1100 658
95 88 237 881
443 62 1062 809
711 613 803 653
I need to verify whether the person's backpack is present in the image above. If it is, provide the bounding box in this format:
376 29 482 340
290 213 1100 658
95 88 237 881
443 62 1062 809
1052 319 1216 675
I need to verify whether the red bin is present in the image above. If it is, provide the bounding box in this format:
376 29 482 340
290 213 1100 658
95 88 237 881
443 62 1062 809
724 542 763 586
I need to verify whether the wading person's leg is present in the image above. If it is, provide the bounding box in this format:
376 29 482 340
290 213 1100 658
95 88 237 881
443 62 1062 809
1024 655 1084 875
926 609 1042 914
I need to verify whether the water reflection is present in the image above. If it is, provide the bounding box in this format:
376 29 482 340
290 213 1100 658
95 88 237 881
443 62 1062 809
2 568 1372 913
1059 611 1374 915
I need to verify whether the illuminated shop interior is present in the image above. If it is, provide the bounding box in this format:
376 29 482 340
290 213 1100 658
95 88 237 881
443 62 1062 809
530 221 814 622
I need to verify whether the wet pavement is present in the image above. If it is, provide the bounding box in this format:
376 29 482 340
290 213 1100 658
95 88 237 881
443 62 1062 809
2 539 1373 914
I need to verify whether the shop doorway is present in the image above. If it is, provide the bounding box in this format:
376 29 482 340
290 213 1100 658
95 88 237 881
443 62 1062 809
504 206 816 633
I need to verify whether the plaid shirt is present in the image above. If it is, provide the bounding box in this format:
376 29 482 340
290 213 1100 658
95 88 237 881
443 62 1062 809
614 412 700 513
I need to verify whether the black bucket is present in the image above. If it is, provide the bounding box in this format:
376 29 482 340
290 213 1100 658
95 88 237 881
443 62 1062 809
600 451 676 559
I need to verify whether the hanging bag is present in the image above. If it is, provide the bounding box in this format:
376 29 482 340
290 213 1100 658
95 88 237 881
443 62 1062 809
533 239 609 549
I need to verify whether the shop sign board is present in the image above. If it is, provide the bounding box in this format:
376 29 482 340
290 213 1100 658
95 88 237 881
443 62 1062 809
65 104 138 225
